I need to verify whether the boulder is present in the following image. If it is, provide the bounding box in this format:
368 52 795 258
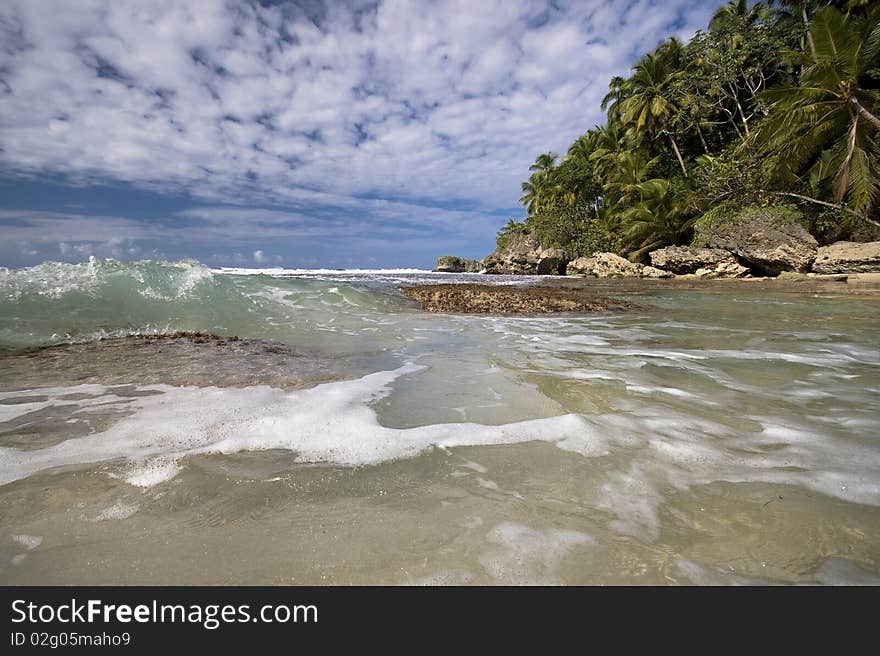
565 256 595 276
692 205 817 275
641 265 674 279
811 241 880 274
692 261 750 279
433 255 482 273
566 252 644 278
481 232 568 275
649 246 740 275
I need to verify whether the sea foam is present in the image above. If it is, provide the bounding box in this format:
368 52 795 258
0 364 603 488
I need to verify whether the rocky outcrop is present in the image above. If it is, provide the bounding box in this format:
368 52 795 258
433 255 482 273
649 246 741 275
566 253 643 278
811 241 880 274
399 284 635 314
692 205 817 275
481 232 568 275
641 265 675 279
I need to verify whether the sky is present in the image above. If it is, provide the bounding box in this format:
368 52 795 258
0 0 724 269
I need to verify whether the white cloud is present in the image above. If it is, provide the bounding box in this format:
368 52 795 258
0 0 721 218
0 2 723 267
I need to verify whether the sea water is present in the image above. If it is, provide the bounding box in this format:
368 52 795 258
0 258 878 584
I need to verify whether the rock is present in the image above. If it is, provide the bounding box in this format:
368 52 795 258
399 284 635 314
692 205 817 275
565 256 595 276
433 255 482 273
649 246 740 275
811 241 880 274
809 273 848 282
777 271 810 281
641 265 674 279
778 271 848 283
535 247 567 275
691 261 750 279
481 232 568 275
566 252 644 278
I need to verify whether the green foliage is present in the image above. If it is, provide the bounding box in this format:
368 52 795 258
525 202 620 258
692 203 804 246
495 219 529 251
499 1 880 261
750 6 880 216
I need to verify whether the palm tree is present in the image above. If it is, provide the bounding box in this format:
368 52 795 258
752 6 880 217
618 179 694 258
602 151 663 207
710 0 765 33
518 152 561 215
529 152 558 174
565 131 598 164
589 123 633 183
617 52 689 176
601 76 629 122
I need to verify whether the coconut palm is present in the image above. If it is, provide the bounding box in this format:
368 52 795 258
601 76 629 122
618 179 694 258
529 152 558 174
710 0 765 33
616 52 689 176
752 6 880 216
519 152 560 215
602 151 662 206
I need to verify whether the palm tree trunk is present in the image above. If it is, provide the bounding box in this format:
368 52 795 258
850 96 880 132
802 6 815 58
667 133 687 177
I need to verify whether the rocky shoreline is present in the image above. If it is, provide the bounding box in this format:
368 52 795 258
435 207 880 281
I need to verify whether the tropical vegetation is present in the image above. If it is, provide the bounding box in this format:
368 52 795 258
503 1 880 260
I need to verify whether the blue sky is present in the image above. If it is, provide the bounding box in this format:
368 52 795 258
0 0 723 269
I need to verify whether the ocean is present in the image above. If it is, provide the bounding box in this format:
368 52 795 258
0 258 878 584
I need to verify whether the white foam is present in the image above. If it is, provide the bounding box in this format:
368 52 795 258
215 267 432 276
0 365 604 488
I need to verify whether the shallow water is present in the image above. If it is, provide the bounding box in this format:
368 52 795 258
0 259 878 584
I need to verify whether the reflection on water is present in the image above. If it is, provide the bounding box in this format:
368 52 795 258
0 263 878 584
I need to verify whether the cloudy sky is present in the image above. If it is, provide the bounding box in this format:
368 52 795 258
0 0 723 269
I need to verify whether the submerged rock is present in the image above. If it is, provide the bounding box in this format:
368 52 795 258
812 241 880 274
649 246 740 275
778 271 848 282
481 232 568 275
433 255 482 273
399 284 634 314
0 333 352 391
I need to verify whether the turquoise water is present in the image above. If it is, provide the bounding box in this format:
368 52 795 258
0 258 878 584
